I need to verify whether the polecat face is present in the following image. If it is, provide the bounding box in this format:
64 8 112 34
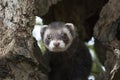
41 22 76 52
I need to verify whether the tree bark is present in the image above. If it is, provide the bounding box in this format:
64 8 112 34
0 0 47 80
94 0 120 79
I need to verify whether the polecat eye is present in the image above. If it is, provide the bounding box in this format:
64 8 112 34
61 33 66 39
47 34 52 40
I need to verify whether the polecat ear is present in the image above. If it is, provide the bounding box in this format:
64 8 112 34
65 23 76 37
40 25 48 39
65 23 75 31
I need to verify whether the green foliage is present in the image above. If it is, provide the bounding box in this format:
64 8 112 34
86 43 104 78
36 22 43 25
39 40 46 55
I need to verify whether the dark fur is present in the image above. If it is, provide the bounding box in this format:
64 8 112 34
41 22 92 80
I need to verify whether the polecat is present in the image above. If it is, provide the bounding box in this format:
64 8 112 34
40 22 92 80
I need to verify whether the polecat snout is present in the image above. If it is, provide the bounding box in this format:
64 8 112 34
41 22 76 52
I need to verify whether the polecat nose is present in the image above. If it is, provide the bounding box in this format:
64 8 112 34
53 42 60 47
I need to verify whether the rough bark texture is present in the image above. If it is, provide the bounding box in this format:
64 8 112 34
0 0 48 80
94 0 120 80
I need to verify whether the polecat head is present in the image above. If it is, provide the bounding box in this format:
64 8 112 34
41 22 76 52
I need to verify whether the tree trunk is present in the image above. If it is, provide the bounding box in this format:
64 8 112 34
0 0 48 80
94 0 120 80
